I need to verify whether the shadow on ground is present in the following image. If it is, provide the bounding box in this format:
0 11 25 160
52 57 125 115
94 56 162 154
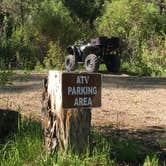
0 83 42 93
1 72 166 94
0 73 46 93
103 74 166 89
10 73 47 82
94 125 166 164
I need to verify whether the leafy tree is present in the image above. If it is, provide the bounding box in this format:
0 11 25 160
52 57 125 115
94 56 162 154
0 0 165 74
0 0 42 69
35 0 81 46
62 0 104 27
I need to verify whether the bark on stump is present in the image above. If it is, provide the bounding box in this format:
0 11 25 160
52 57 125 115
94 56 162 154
41 71 91 154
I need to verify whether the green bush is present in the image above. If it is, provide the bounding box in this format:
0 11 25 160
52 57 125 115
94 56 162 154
44 41 65 70
139 36 166 76
96 0 166 76
0 70 13 85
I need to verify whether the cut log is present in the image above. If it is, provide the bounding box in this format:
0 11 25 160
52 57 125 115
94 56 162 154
41 71 91 154
0 109 20 139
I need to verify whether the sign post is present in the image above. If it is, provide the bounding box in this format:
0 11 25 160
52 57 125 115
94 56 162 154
42 71 101 154
62 73 101 108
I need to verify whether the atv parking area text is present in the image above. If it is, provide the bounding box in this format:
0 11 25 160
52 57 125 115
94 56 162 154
62 73 101 108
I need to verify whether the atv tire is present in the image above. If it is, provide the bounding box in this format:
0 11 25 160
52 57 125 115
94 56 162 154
65 55 77 71
106 54 120 73
85 54 99 73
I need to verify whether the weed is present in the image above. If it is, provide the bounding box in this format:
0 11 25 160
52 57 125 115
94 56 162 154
143 155 159 166
0 70 13 86
0 117 165 165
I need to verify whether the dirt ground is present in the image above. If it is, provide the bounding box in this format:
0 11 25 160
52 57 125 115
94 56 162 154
0 72 166 154
92 74 166 129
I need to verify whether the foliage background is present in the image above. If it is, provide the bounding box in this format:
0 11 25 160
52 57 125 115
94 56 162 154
0 0 165 75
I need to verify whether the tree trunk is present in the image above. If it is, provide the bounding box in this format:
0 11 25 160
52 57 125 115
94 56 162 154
56 108 91 154
42 71 91 154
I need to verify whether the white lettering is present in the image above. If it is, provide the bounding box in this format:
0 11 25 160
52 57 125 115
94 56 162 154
68 87 72 95
93 87 97 95
76 76 90 84
76 87 81 94
79 97 83 105
72 87 76 95
76 76 81 84
67 86 97 95
84 76 89 84
74 98 79 106
74 97 92 106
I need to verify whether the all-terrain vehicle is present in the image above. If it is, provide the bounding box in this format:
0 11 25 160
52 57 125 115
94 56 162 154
65 36 120 73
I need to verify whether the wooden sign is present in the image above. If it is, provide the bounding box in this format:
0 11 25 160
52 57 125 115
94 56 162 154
62 73 101 108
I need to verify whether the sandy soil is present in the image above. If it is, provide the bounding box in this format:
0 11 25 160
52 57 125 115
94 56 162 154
0 73 44 118
92 75 166 129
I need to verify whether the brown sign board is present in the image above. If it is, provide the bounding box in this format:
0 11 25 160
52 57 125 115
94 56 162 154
62 73 101 109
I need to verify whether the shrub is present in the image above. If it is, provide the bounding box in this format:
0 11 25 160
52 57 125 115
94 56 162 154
96 0 166 75
44 41 65 69
0 70 13 85
140 36 166 76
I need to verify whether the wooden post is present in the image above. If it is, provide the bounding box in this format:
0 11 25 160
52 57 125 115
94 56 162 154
42 71 101 154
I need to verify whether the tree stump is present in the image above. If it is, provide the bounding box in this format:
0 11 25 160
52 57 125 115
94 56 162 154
41 71 92 154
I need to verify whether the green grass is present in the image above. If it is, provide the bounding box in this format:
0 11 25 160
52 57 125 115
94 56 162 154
143 155 159 166
0 118 165 166
0 70 13 86
121 61 166 77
